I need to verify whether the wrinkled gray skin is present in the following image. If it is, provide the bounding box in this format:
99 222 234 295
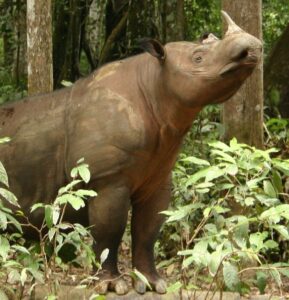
0 12 261 295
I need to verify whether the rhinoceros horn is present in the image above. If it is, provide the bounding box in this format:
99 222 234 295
221 10 244 36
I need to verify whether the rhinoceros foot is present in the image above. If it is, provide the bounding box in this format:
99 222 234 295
134 275 167 294
96 272 129 295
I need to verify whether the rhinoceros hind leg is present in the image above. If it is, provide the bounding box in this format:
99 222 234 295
131 179 171 294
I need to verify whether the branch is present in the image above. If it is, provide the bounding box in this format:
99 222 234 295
98 10 128 66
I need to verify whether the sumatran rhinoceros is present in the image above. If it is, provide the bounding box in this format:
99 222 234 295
0 11 261 294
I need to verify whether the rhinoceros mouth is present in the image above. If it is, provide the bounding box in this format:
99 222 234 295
219 59 257 76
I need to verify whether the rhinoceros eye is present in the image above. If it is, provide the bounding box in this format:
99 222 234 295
192 52 203 63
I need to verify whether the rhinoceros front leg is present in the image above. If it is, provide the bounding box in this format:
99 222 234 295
131 178 171 294
88 179 130 295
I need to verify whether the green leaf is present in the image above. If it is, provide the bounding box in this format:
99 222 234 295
186 167 211 185
177 249 194 256
8 269 21 284
58 180 82 195
205 166 225 182
0 236 10 261
270 269 282 288
224 164 238 176
78 165 91 183
181 156 210 166
45 205 53 229
247 177 265 189
132 269 152 290
273 225 289 240
67 195 85 210
89 295 105 300
264 240 278 249
77 157 85 164
56 194 85 210
61 80 73 87
0 210 7 230
57 223 73 230
245 197 255 206
223 262 240 291
0 188 19 207
209 250 223 275
6 213 22 233
211 149 236 164
30 203 44 212
249 232 268 251
263 180 277 198
272 170 283 193
256 271 267 294
75 189 97 198
182 255 195 269
272 159 289 176
52 206 60 225
0 289 8 300
233 216 249 249
166 281 182 293
27 268 44 284
0 161 9 187
209 141 231 152
100 248 109 264
12 245 30 254
194 182 214 189
48 228 56 241
203 207 212 218
163 204 201 223
0 137 11 144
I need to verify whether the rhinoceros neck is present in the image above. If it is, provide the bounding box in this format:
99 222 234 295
136 55 202 134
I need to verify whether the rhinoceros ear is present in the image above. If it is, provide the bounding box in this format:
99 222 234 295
139 38 166 62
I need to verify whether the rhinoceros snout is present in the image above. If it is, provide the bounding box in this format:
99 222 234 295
230 36 262 63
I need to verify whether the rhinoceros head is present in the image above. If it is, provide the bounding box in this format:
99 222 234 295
140 11 262 108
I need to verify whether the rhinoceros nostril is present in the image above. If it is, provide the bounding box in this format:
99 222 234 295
235 49 249 61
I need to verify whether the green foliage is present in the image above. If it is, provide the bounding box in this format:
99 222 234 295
0 156 103 299
263 0 289 56
265 118 289 155
161 138 289 294
0 66 27 104
184 0 221 41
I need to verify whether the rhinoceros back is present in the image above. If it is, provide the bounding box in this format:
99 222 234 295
0 88 70 212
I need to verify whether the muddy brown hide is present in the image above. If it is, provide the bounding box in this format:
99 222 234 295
0 12 262 295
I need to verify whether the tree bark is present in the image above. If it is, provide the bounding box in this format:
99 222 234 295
27 0 53 95
125 0 158 53
53 0 70 87
2 0 16 71
161 0 185 42
85 0 107 67
55 0 88 85
14 0 27 85
222 0 263 148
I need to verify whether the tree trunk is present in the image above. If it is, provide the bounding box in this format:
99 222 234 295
85 0 107 68
125 0 158 54
55 0 88 85
161 0 185 42
53 0 70 87
2 0 16 72
222 0 263 148
27 0 53 95
264 23 289 118
13 0 27 85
